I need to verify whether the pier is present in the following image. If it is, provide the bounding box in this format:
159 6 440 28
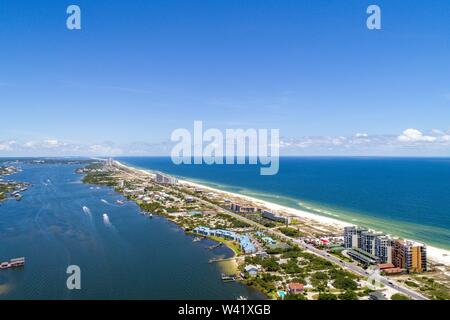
208 243 224 250
221 273 237 282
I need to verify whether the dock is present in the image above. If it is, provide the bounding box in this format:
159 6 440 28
0 257 25 270
221 273 237 282
208 243 224 250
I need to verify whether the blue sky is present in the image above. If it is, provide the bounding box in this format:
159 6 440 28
1 0 450 156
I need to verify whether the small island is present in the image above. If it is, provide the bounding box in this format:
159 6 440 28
0 165 30 202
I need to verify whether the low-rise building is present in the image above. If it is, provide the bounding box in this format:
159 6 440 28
261 210 291 224
347 248 380 265
287 282 304 294
244 264 261 277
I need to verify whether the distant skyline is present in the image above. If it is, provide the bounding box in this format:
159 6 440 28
1 0 450 156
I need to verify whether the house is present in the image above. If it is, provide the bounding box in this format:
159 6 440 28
239 235 256 254
287 282 304 294
244 264 261 277
256 251 269 258
262 237 277 245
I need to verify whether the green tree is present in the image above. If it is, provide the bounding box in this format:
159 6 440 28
391 293 410 300
318 293 337 300
338 290 358 300
332 277 358 290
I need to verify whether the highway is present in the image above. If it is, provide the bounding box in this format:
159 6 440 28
116 162 428 300
188 188 428 300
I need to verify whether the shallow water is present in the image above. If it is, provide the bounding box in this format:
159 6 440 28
0 162 264 300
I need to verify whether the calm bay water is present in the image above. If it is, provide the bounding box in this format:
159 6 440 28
0 162 264 299
117 157 450 250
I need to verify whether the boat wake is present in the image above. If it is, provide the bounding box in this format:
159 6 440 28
82 206 91 215
102 213 113 227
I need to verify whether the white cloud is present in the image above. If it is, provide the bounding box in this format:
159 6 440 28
2 128 450 157
355 133 368 138
397 128 437 142
0 140 16 151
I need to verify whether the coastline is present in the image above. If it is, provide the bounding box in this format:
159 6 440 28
114 160 450 266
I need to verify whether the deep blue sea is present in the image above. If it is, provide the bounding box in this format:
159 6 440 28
0 161 264 299
117 157 450 250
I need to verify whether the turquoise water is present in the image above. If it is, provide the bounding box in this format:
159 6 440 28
0 162 264 299
117 156 450 250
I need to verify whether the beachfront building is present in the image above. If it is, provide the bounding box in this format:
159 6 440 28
343 226 367 249
392 240 427 273
230 203 258 214
155 172 178 185
347 248 380 265
261 210 291 224
361 231 380 256
375 236 393 264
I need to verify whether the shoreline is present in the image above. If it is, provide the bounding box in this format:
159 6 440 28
114 160 450 266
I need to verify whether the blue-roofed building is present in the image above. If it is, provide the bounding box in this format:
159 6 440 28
212 229 238 240
193 226 256 254
193 226 212 236
239 235 256 254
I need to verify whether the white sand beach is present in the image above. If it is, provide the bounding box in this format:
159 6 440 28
114 160 450 266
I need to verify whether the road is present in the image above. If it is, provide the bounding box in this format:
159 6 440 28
115 163 428 300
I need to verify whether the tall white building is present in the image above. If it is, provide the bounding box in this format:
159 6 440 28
344 226 367 249
155 172 178 185
361 231 380 256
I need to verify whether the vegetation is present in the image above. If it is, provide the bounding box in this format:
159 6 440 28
338 290 358 300
244 273 280 297
281 258 302 274
404 280 419 287
318 293 338 300
278 227 303 237
285 293 307 300
332 277 358 291
216 213 251 228
391 293 410 300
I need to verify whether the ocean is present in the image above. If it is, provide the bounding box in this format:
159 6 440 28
116 156 450 251
0 161 264 299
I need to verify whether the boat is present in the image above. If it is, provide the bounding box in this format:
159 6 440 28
237 296 248 300
116 200 125 205
221 273 237 281
148 213 153 218
193 237 202 242
0 257 25 270
14 194 22 201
